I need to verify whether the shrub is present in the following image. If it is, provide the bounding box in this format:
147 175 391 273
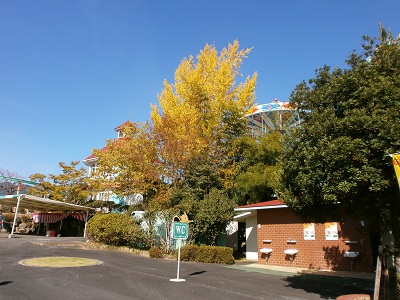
3 213 15 223
86 213 146 247
214 246 235 264
179 244 234 264
3 213 31 223
149 247 163 259
180 244 198 262
196 245 215 263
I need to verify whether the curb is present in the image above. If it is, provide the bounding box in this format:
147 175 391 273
336 294 370 300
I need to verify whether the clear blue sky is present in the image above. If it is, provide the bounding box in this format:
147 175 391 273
1 0 399 179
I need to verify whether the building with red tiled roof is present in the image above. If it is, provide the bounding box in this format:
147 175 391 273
82 121 143 208
83 121 131 174
234 200 375 272
113 121 132 134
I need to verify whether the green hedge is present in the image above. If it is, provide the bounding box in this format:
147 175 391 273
179 244 234 264
3 213 31 223
86 213 146 248
149 247 164 259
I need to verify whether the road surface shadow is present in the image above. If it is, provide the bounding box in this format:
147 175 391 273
282 274 374 299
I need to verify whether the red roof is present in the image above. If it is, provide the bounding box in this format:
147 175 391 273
114 121 132 132
83 145 108 161
83 137 126 162
83 121 130 162
236 199 285 209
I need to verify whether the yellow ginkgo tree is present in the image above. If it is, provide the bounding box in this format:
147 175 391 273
151 40 257 186
88 40 257 213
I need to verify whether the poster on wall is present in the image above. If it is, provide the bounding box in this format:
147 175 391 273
303 223 315 240
325 222 339 240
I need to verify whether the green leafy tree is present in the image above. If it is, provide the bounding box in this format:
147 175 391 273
181 151 224 199
29 161 89 205
232 132 282 205
279 25 400 287
87 213 146 247
189 188 236 245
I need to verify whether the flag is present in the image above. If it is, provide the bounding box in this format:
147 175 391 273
392 153 400 189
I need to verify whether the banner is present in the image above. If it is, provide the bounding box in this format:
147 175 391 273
392 153 400 189
303 223 315 240
325 222 338 240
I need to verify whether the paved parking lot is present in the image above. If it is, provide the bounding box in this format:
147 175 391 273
0 234 374 299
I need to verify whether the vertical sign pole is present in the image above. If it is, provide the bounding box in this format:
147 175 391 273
170 222 187 282
170 238 185 282
9 183 22 238
177 239 182 280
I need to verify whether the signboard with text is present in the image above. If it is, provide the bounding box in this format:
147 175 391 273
172 222 189 239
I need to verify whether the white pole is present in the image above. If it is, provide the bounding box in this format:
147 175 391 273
177 239 181 279
170 239 185 282
9 184 22 238
83 211 89 238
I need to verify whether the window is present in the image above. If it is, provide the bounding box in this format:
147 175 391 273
90 164 98 175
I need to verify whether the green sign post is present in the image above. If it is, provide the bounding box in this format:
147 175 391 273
170 222 189 282
172 222 189 239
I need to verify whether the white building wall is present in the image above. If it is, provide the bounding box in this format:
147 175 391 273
225 221 239 250
246 215 258 261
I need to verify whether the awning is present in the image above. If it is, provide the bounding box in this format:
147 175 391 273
0 194 95 238
32 212 89 224
0 194 95 212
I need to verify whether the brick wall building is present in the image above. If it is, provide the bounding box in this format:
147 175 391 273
234 200 376 273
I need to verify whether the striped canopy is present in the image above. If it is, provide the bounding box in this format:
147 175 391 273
0 194 95 238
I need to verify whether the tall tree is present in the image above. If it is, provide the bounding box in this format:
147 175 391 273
189 188 236 245
89 41 258 246
279 25 400 282
150 40 257 186
92 121 161 199
29 161 89 205
233 132 283 205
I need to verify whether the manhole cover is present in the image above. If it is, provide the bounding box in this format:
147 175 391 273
19 256 103 268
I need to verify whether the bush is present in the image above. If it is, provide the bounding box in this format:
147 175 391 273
3 213 16 223
86 213 146 248
214 246 235 264
149 247 163 259
3 213 31 223
180 244 199 262
179 244 234 264
196 245 215 263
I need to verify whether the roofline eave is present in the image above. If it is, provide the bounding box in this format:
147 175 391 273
82 157 98 166
234 204 288 212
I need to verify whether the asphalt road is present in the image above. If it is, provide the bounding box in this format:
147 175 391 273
0 235 374 300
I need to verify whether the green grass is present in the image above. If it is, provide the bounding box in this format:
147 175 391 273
20 256 102 268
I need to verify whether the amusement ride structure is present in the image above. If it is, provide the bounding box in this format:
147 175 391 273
246 99 302 136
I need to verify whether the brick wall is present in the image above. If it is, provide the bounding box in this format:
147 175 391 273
257 208 374 272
